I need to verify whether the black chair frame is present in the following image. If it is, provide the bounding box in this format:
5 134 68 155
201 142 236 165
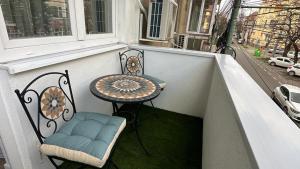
119 49 145 76
15 70 119 169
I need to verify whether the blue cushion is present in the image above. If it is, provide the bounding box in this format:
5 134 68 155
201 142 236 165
142 74 166 89
41 112 126 168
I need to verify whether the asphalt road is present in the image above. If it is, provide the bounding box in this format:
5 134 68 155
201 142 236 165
233 43 300 127
233 43 300 96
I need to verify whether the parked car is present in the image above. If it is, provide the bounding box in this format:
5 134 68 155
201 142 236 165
268 48 284 54
268 57 294 68
238 39 243 44
287 51 300 58
287 63 300 76
272 84 300 121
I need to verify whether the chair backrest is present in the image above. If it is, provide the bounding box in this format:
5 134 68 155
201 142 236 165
119 49 144 76
15 70 76 144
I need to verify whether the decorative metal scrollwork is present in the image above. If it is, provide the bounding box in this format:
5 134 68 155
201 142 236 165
119 49 144 76
15 70 77 144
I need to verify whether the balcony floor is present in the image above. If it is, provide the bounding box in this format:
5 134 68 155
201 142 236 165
60 105 203 169
0 159 4 169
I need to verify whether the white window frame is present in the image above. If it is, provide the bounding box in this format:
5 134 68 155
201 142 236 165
76 0 116 40
0 0 116 49
186 0 217 36
146 0 177 41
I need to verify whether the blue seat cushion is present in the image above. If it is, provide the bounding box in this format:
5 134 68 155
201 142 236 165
40 112 126 168
142 74 166 89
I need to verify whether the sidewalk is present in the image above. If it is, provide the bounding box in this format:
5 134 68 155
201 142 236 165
241 44 270 59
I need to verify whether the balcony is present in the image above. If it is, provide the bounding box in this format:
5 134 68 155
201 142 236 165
0 44 300 169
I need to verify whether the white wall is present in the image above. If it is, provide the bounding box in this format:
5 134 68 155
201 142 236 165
117 0 140 44
132 45 215 117
203 64 257 169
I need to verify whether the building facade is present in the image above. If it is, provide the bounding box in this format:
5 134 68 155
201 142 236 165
139 0 218 51
247 0 300 49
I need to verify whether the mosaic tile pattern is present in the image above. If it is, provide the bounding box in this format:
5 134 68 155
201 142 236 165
40 87 66 120
126 56 141 74
93 75 160 102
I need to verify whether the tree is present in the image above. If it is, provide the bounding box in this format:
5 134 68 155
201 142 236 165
274 0 300 62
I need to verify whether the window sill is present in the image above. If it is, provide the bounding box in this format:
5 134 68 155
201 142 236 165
0 38 119 63
0 43 127 74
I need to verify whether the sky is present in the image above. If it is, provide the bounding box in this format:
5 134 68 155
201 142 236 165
219 0 261 16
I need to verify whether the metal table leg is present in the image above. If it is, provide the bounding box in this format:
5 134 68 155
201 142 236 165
133 103 150 155
112 102 150 155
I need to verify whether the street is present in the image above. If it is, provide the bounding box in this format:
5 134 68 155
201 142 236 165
233 43 300 96
233 43 300 126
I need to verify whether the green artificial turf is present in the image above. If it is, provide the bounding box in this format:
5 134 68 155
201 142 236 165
60 105 203 169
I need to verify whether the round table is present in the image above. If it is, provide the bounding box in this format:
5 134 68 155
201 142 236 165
90 74 161 104
90 74 161 154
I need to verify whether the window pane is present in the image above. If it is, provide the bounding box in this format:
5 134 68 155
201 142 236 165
149 0 163 38
188 0 202 32
0 0 71 39
84 0 112 34
200 0 214 33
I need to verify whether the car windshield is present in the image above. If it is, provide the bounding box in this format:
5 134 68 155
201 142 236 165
291 92 300 103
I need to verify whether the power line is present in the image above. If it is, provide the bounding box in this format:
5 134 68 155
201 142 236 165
241 6 300 9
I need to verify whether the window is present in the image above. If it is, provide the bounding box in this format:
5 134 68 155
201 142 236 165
277 58 283 61
0 0 71 39
146 0 177 40
0 0 115 49
294 65 300 69
284 59 290 63
188 0 201 32
84 0 112 34
149 0 163 38
280 86 289 97
187 0 216 34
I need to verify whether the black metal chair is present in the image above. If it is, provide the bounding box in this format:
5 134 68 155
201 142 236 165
119 49 166 107
15 70 125 169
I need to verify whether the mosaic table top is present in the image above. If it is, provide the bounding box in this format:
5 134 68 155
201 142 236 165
90 74 161 103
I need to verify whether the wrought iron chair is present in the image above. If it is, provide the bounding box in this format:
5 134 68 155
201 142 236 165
119 49 166 107
15 70 126 169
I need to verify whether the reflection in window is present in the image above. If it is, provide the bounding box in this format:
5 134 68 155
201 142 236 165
84 0 112 34
0 0 71 39
200 0 213 33
188 0 201 32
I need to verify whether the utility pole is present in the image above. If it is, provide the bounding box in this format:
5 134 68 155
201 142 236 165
225 0 242 52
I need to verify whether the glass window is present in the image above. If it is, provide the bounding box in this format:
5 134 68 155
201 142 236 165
84 0 112 34
149 0 163 38
291 93 300 103
188 0 201 32
277 58 283 61
0 0 71 39
280 87 288 96
200 0 213 33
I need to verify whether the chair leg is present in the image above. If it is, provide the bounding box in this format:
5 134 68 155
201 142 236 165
150 100 155 108
150 100 159 118
111 161 120 169
48 157 59 169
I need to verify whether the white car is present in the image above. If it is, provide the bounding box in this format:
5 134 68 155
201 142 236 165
238 39 243 44
268 57 294 68
272 84 300 121
287 51 300 58
268 49 284 54
287 63 300 76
